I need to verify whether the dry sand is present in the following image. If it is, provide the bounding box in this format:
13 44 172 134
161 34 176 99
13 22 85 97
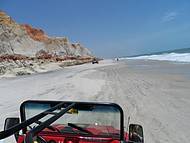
0 59 190 143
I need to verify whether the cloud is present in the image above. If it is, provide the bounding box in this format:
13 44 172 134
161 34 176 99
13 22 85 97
162 12 178 22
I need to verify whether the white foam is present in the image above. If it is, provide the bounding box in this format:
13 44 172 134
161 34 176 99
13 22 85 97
125 53 190 63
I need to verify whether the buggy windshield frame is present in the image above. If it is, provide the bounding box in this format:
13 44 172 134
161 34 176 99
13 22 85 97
20 100 125 141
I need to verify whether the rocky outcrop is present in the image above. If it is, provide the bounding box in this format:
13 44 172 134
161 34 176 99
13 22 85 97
0 11 92 58
21 24 48 42
0 11 94 77
0 11 45 56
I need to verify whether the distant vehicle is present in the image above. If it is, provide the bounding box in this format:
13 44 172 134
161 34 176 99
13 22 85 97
92 58 99 64
0 100 144 143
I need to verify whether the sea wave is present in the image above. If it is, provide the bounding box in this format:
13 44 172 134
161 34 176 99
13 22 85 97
125 53 190 63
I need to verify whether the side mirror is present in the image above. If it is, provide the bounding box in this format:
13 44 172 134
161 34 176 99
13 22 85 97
129 124 144 143
4 117 20 141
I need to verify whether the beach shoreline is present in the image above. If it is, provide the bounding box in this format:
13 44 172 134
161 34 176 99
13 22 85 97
93 60 190 143
0 59 190 143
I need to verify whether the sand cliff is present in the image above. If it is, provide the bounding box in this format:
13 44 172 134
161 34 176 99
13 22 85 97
0 11 94 77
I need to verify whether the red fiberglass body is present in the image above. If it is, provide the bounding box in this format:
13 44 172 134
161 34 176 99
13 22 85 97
0 101 143 143
17 124 129 143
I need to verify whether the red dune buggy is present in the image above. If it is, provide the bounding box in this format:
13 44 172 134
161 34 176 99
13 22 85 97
0 100 144 143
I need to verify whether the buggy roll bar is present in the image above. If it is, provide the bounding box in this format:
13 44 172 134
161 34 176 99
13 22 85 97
0 102 75 141
0 100 124 143
25 102 76 143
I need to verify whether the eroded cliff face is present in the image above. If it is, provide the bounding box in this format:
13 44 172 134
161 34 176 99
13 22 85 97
21 24 48 42
0 11 92 58
0 11 94 77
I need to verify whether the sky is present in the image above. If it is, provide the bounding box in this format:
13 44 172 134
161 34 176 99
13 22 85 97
1 0 190 58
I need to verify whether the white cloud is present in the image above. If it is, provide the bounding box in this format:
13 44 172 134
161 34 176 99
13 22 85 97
162 12 178 22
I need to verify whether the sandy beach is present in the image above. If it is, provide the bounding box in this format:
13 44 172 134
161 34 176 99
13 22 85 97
0 59 190 143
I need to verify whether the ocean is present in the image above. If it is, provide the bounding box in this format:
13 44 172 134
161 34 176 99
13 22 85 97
123 48 190 63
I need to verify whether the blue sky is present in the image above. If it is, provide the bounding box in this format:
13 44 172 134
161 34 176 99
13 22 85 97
1 0 190 58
